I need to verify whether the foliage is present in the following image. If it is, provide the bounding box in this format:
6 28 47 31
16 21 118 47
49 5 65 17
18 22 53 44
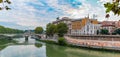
46 23 57 36
100 29 109 35
34 43 42 48
0 25 24 34
57 23 68 37
104 0 120 17
112 32 117 35
35 27 43 34
46 22 68 37
0 0 11 10
0 37 17 44
58 37 67 46
114 28 120 34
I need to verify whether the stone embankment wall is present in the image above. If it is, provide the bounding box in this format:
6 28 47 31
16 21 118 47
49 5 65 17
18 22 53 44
65 36 120 51
69 35 120 41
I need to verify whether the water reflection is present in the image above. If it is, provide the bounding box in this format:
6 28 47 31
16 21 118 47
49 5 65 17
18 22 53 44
46 44 120 57
35 43 42 48
0 36 120 57
0 45 46 57
0 37 46 57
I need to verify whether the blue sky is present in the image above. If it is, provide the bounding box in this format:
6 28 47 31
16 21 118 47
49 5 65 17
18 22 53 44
0 0 119 30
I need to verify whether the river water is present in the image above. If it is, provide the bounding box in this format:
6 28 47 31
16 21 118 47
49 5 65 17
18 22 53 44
0 36 120 57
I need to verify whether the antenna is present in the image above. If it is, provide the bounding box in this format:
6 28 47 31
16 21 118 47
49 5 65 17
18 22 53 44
87 14 89 19
93 14 97 19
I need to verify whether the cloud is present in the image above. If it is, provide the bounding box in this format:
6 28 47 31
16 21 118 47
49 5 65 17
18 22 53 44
0 0 119 30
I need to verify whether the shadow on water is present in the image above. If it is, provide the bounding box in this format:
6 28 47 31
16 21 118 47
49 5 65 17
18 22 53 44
46 44 120 57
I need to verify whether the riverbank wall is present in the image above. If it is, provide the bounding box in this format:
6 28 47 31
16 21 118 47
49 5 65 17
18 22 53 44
68 35 120 41
65 36 120 51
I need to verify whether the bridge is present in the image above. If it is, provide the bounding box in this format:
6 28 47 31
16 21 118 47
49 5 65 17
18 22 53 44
23 30 46 41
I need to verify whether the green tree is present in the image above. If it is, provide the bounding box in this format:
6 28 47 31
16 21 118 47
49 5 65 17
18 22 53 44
100 29 109 35
35 27 43 34
46 23 57 36
58 37 67 46
0 0 11 10
114 28 120 34
0 25 23 34
57 23 68 37
104 0 120 18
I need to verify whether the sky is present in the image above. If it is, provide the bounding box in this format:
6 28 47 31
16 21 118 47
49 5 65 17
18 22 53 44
0 0 120 30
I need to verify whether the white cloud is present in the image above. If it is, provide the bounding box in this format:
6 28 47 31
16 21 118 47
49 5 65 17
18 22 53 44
0 0 120 30
0 0 47 29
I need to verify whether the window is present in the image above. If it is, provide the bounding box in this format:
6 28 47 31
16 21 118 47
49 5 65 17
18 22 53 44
87 25 89 31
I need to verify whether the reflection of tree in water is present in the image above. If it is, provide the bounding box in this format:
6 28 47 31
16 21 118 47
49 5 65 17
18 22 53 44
0 38 17 50
34 43 42 48
0 45 7 50
46 44 67 57
46 44 105 57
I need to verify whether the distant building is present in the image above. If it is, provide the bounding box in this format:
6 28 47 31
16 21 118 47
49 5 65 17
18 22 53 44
71 17 101 35
101 21 116 34
52 16 120 35
115 20 120 28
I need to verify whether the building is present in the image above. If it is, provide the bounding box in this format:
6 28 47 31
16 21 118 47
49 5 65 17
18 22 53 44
71 17 101 35
52 17 72 35
101 21 116 34
115 20 120 28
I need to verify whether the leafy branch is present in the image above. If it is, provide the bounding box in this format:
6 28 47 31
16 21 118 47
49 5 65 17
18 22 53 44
104 0 120 18
0 0 11 10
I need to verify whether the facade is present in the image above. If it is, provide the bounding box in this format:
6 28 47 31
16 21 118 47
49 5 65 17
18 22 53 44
71 17 101 35
51 16 120 35
101 21 116 34
115 20 120 28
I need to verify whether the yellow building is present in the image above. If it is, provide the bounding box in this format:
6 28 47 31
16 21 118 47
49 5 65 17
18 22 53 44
71 17 101 35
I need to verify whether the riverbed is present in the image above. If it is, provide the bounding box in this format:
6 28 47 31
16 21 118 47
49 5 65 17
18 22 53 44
0 35 120 57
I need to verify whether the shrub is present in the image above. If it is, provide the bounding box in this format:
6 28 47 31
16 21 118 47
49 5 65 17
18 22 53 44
58 37 67 46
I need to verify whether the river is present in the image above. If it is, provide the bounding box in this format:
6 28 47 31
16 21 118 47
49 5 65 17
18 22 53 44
0 35 120 57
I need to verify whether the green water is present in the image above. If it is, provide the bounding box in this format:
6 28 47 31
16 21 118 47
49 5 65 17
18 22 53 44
0 36 120 57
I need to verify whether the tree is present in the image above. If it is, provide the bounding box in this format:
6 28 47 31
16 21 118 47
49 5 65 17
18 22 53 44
35 27 43 34
58 37 67 46
100 29 109 35
34 43 42 48
0 0 11 10
57 23 68 37
46 23 57 36
114 28 120 34
104 0 120 18
0 25 23 34
97 30 99 35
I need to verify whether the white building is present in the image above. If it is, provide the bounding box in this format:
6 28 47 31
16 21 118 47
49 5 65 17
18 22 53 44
71 18 101 35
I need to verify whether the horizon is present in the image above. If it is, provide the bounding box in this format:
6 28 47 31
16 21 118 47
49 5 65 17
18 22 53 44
0 0 120 30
